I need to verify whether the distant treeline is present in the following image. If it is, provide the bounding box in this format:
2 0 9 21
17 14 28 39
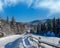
31 17 60 37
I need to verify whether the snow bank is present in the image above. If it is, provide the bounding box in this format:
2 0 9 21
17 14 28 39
0 35 21 48
29 35 60 48
0 34 60 48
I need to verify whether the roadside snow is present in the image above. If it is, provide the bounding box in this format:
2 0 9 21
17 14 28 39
29 35 60 48
0 35 21 48
0 34 60 48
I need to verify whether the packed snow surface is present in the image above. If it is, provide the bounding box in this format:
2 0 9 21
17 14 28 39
0 33 60 48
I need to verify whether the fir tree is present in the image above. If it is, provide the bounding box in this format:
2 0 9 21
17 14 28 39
11 16 16 25
37 24 41 34
6 16 9 24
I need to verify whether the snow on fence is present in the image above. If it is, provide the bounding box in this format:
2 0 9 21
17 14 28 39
29 36 60 48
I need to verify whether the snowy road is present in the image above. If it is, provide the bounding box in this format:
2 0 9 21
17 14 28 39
0 34 60 48
5 38 23 48
5 35 32 48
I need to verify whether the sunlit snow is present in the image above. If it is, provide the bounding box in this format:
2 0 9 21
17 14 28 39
0 33 60 48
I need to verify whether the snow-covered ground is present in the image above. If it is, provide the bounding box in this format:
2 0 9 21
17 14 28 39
0 33 60 48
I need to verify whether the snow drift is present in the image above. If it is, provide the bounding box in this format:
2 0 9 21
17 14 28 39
0 34 60 48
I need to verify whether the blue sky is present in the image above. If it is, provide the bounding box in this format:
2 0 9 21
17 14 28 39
0 0 60 22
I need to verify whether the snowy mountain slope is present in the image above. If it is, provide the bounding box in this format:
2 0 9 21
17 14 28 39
27 19 51 25
0 34 60 48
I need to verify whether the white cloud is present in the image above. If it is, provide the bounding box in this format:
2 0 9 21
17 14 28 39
4 0 60 12
23 0 34 8
31 0 60 17
0 0 34 11
0 0 3 11
34 0 60 12
3 0 34 7
4 0 21 6
0 0 60 15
